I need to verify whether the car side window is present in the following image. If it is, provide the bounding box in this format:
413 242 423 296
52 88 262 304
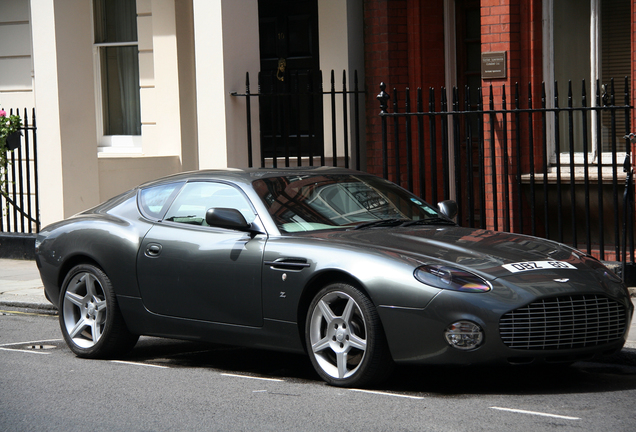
163 182 256 226
138 183 182 220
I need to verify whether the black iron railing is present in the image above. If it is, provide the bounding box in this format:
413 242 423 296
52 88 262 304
1 108 40 234
232 70 364 170
377 79 634 278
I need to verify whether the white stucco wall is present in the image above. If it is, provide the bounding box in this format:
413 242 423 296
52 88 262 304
98 155 181 200
143 0 182 157
318 0 365 166
98 0 198 200
175 0 199 172
190 0 365 169
0 0 34 110
193 0 261 169
18 0 364 227
31 0 101 225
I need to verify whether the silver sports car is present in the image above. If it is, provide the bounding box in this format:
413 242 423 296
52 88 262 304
35 167 634 387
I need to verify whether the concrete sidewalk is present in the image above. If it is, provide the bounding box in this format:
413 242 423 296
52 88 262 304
1 258 636 349
0 258 56 314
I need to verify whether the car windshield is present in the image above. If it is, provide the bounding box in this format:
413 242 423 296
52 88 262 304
252 174 450 233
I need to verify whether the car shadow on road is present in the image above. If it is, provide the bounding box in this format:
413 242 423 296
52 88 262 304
385 349 636 396
122 337 636 396
125 336 317 382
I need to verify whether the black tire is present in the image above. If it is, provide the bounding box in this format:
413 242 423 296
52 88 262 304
59 264 138 358
305 283 393 387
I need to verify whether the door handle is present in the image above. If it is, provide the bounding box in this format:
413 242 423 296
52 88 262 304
145 243 162 257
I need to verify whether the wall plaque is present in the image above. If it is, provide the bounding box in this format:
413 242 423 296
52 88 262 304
481 51 507 79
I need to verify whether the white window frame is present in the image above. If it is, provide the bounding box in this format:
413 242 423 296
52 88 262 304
91 0 143 155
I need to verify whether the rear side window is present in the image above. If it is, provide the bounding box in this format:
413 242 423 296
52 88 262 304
138 183 182 220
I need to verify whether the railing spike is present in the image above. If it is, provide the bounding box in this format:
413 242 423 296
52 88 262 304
377 82 390 113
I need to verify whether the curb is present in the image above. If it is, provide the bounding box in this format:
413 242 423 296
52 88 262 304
0 300 57 315
0 233 36 260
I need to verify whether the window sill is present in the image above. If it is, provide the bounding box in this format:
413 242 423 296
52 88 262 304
98 135 143 157
556 152 628 166
98 147 144 157
521 170 628 185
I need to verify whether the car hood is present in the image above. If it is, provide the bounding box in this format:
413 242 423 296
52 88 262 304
299 226 593 280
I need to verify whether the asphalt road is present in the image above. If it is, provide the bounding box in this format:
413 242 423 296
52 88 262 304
2 311 636 432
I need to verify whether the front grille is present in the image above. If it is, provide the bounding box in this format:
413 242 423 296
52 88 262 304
499 295 628 350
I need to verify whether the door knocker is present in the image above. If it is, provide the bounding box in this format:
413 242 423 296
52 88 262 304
277 58 286 82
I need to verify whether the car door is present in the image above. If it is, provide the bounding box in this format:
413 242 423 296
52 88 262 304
136 181 265 327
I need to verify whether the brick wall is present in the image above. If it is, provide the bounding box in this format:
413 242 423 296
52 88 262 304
480 0 543 232
362 0 635 263
364 0 408 177
363 0 445 182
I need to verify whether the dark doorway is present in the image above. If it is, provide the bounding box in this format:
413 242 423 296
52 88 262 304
455 0 481 109
455 0 482 226
258 0 323 161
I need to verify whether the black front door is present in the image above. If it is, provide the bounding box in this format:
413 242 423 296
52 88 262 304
455 0 482 227
258 0 323 162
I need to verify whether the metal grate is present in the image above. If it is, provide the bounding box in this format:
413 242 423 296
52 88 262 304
499 295 628 350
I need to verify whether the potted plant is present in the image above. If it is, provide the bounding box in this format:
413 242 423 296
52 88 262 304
1 108 22 152
1 108 23 195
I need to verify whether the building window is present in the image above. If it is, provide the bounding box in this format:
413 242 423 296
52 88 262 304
546 0 630 162
599 0 630 153
93 0 141 139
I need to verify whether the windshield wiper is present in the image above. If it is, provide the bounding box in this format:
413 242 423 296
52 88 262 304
400 217 456 227
351 218 408 230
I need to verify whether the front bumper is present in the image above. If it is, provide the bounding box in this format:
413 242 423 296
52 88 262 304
378 278 634 366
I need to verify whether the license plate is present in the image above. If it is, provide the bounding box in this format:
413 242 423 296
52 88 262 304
502 261 577 273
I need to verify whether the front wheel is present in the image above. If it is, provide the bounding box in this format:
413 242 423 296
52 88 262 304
59 264 138 358
306 283 393 387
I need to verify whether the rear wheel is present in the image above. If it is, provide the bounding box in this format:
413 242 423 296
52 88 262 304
306 283 393 387
59 264 138 358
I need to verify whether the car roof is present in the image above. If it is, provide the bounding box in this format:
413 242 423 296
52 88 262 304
138 166 368 188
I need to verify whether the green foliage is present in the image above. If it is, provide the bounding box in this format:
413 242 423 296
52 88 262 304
0 108 23 196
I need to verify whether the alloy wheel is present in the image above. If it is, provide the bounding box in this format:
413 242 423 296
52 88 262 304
61 271 108 349
308 290 368 380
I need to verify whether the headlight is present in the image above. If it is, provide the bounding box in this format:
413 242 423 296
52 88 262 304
445 321 484 350
583 256 625 284
600 268 623 284
414 264 492 293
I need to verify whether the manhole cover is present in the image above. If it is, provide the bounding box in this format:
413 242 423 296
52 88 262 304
24 344 56 350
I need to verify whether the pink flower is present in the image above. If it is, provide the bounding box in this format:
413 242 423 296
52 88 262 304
0 109 6 117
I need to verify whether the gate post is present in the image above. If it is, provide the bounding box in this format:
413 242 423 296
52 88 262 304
377 83 390 179
623 153 635 282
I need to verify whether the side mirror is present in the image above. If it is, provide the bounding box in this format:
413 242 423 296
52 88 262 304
205 208 251 231
437 200 458 220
